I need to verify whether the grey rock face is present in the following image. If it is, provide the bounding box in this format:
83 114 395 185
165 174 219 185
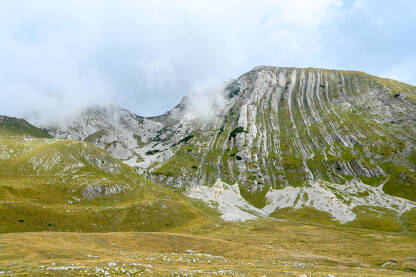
46 66 416 210
82 184 129 200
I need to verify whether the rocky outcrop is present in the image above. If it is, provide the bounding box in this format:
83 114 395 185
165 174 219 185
186 178 416 223
46 105 166 165
82 184 129 200
46 66 416 220
150 67 416 199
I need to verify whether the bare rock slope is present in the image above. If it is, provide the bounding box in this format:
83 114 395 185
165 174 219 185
47 66 416 223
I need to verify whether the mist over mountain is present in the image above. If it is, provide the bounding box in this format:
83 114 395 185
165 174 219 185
35 66 416 224
2 1 416 275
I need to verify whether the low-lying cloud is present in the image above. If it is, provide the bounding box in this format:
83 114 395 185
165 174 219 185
184 79 230 123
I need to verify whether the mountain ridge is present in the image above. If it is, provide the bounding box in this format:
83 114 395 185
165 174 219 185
0 118 217 232
7 65 416 225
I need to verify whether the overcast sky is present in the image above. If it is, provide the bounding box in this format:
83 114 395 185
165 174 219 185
1 0 415 122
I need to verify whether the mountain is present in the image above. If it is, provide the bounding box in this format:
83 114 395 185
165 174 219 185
0 116 215 232
44 66 416 228
45 102 193 171
0 115 50 138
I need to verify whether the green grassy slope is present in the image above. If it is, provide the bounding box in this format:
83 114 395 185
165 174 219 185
0 116 50 138
0 132 216 233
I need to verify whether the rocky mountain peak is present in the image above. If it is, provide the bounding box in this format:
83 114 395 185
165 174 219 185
39 66 416 222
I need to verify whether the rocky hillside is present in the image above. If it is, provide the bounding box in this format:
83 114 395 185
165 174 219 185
0 117 215 232
45 102 194 171
45 66 416 224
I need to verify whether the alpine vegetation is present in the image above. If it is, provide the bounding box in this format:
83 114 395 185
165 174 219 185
42 66 416 228
2 66 416 276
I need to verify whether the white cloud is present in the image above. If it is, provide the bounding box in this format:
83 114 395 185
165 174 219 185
351 0 369 11
3 0 402 123
185 79 230 122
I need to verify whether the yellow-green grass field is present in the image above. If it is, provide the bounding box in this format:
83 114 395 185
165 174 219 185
1 218 416 276
1 124 416 276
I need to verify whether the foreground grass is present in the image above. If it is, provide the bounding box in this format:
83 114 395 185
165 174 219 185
1 219 416 276
1 122 416 276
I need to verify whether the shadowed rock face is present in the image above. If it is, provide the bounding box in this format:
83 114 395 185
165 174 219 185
45 66 416 220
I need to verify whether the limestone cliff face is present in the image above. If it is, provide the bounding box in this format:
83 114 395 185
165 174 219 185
46 105 165 164
46 66 416 220
148 67 416 203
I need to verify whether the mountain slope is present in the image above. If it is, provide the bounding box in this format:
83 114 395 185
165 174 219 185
152 67 416 187
44 102 196 172
46 106 165 165
0 117 216 232
145 67 416 222
45 66 416 226
0 115 50 138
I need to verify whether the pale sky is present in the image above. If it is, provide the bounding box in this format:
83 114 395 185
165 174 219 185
0 0 415 122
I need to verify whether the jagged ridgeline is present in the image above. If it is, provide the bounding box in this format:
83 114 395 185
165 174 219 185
0 117 215 232
40 66 416 226
151 67 416 202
